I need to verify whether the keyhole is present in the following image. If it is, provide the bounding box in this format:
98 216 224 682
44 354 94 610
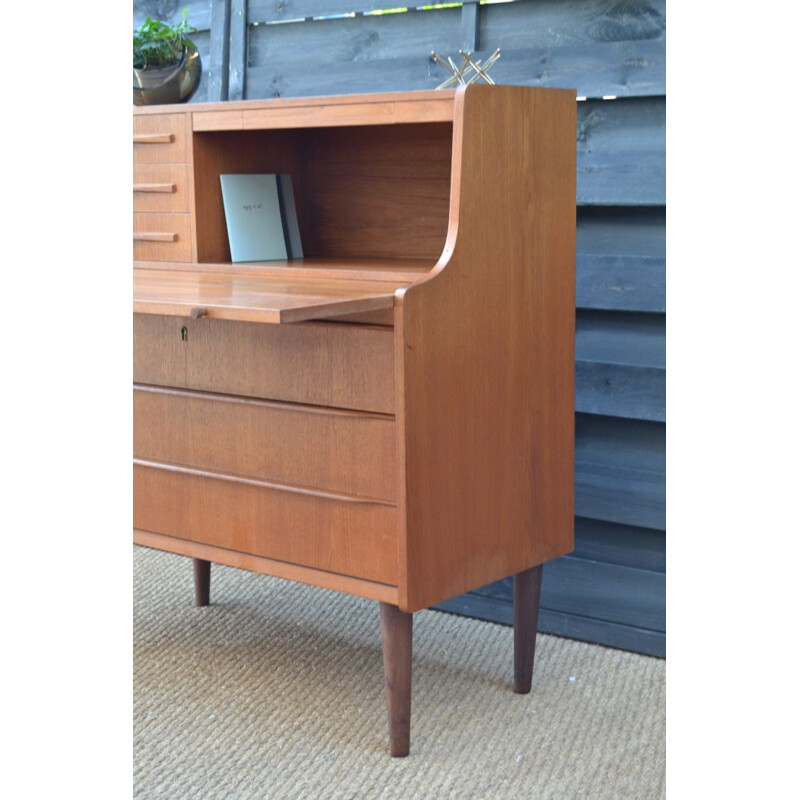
181 326 188 342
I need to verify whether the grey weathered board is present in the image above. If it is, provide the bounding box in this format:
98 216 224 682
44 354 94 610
131 0 666 657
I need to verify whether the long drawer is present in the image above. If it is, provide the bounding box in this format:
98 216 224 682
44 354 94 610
133 385 396 502
133 461 398 585
133 314 395 414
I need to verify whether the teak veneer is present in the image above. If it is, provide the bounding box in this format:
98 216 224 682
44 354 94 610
133 85 576 757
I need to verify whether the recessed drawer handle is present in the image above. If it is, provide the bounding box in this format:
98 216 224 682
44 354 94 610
133 232 178 242
133 183 176 194
134 133 175 144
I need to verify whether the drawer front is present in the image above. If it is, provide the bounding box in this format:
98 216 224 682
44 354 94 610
133 212 192 261
133 314 395 414
133 386 396 502
134 163 189 213
133 462 398 585
133 113 188 163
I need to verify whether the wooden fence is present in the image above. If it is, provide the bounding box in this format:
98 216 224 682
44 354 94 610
133 0 666 657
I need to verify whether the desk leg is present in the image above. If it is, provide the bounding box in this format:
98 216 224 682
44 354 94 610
513 564 543 694
193 558 211 607
379 602 412 757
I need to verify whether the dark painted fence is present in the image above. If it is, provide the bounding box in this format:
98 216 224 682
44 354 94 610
133 0 666 657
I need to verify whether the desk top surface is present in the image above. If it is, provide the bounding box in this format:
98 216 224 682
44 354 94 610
133 260 429 323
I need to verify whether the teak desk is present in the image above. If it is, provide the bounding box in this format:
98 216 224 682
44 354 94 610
133 85 575 757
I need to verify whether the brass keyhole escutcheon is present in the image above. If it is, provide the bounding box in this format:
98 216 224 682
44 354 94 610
181 326 188 342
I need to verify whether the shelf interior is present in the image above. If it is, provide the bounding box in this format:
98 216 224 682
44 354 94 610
192 123 454 265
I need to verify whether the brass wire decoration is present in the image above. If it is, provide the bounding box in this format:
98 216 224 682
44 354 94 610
431 48 501 89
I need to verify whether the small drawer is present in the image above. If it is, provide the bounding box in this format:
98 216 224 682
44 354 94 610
133 462 398 585
133 386 396 502
134 163 189 213
133 314 395 414
133 212 192 262
133 113 188 163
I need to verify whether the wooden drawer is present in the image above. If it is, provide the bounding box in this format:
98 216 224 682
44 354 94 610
133 113 188 163
133 385 396 501
133 212 192 262
133 461 397 585
134 163 190 213
133 314 395 414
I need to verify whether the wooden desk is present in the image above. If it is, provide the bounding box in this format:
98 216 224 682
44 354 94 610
133 85 575 757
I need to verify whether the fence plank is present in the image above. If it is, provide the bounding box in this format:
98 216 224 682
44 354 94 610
575 311 665 421
472 557 665 632
208 0 231 101
577 208 665 311
575 414 665 530
435 589 666 657
480 0 665 53
577 254 665 312
245 5 665 99
461 1 480 53
578 98 665 205
573 517 665 571
229 0 248 100
249 0 416 21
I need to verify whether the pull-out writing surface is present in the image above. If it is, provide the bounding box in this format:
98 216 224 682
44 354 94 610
133 266 415 323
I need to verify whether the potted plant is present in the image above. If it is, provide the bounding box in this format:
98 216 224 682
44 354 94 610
133 8 201 106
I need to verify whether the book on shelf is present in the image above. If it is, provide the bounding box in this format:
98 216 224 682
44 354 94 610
219 174 303 262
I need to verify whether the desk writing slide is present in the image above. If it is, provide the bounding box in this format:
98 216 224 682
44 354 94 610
220 174 302 262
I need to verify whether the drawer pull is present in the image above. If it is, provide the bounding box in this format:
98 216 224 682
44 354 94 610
133 183 176 194
190 307 207 320
134 133 175 144
133 231 178 242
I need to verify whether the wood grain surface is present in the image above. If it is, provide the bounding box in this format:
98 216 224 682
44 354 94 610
133 314 394 413
134 461 397 585
133 385 396 501
396 85 576 612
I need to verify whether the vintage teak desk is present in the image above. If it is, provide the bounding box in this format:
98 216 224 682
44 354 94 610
133 85 575 757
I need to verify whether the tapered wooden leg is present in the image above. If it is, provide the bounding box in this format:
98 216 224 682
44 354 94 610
379 602 413 757
514 564 543 693
193 558 211 607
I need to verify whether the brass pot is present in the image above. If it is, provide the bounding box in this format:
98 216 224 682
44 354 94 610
133 47 201 106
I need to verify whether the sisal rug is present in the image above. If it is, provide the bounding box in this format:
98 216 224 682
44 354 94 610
134 546 665 799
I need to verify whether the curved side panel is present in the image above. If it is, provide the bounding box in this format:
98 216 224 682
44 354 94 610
396 84 576 612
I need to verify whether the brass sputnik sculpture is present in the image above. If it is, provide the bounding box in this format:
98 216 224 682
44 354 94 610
431 48 501 89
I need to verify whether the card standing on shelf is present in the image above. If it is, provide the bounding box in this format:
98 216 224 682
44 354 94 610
219 174 303 262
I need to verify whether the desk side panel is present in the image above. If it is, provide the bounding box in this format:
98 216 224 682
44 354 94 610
397 85 576 612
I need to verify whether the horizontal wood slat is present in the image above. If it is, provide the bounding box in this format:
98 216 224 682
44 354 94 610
575 311 665 421
470 557 665 632
435 594 665 658
577 97 664 206
245 0 665 99
134 461 398 585
577 254 665 312
575 414 665 530
577 208 665 311
572 517 665 572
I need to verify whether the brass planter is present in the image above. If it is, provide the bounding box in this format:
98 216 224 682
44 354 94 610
133 47 201 106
